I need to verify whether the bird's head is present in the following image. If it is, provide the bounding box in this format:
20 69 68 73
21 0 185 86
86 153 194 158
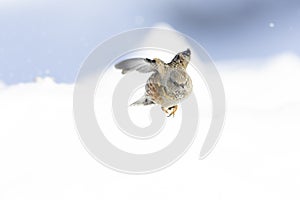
170 48 191 68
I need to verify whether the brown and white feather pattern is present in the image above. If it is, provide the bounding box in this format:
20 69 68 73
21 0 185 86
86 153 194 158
115 49 193 112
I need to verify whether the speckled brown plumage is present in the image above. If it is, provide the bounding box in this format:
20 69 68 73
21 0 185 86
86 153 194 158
115 49 193 117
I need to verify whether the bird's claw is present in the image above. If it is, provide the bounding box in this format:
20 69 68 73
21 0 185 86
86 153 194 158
162 105 178 117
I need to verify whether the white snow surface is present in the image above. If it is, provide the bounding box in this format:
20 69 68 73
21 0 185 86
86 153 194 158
0 53 300 199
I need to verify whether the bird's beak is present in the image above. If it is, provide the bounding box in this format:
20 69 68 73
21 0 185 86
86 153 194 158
183 48 191 56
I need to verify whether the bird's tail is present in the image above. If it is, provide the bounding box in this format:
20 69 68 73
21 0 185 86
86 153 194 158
130 96 155 106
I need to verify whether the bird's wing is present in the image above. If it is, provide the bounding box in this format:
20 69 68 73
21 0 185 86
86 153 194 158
115 58 159 74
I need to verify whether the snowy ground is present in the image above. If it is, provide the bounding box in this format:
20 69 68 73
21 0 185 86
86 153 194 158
0 53 300 199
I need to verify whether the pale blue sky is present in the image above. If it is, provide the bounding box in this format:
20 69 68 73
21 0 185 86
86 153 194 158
0 0 299 84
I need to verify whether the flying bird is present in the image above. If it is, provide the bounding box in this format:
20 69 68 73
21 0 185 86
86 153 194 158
115 49 193 117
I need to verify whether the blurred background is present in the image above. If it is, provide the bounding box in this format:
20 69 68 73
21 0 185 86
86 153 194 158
1 1 300 199
0 0 299 84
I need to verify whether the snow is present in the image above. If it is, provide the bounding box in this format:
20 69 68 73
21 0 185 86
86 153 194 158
269 22 275 28
0 53 300 199
0 80 5 90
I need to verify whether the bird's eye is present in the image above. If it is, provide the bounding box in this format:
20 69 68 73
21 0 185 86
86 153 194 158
173 82 179 86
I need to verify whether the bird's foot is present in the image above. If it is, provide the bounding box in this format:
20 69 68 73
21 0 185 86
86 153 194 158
161 107 170 115
167 105 178 117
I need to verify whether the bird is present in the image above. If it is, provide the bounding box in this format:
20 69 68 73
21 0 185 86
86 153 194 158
115 49 193 117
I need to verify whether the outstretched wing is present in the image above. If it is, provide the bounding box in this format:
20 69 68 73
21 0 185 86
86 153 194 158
115 58 158 74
